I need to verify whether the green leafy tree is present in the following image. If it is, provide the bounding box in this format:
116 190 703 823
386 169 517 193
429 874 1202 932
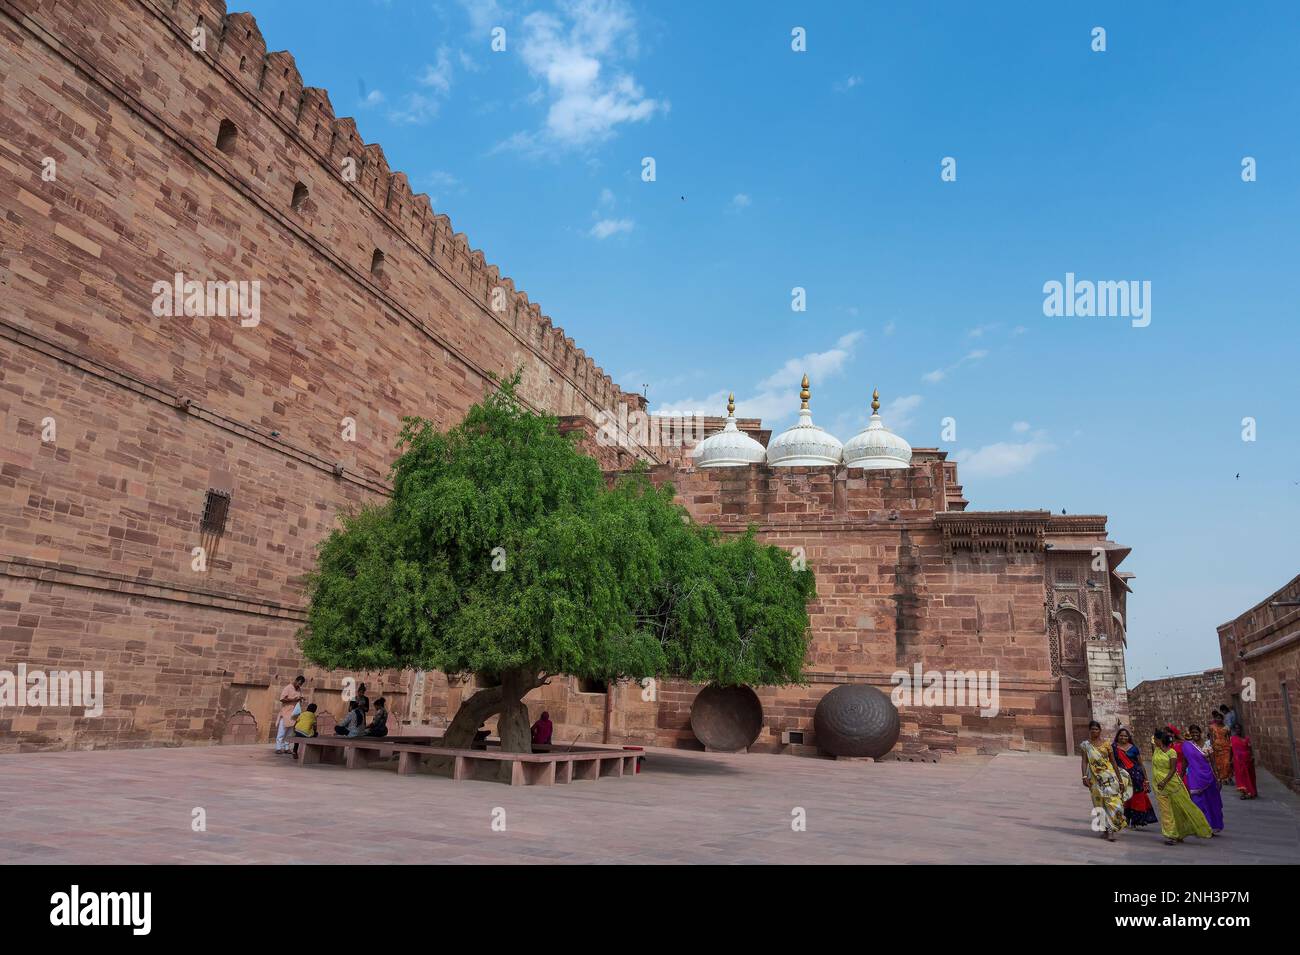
300 377 814 752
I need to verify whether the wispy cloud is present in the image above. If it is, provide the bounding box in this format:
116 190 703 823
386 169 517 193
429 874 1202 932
656 331 864 425
500 0 667 153
882 394 923 430
388 46 466 124
590 217 634 239
834 74 863 92
921 348 988 384
457 0 504 36
955 426 1054 479
731 193 752 211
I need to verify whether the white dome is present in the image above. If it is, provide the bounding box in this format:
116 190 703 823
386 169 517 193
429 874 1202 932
767 375 843 467
694 394 767 468
842 388 912 470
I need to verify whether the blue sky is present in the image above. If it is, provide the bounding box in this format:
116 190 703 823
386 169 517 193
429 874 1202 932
239 0 1300 684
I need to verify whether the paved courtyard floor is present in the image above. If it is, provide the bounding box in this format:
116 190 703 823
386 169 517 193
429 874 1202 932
0 744 1296 863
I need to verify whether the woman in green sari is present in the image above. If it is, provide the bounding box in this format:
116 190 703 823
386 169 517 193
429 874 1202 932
1151 729 1212 846
1079 719 1130 840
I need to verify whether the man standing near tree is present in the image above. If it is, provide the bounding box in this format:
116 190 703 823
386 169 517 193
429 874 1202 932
275 675 306 755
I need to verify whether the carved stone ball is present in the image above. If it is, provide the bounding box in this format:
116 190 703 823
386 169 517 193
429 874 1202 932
690 684 763 752
813 684 900 758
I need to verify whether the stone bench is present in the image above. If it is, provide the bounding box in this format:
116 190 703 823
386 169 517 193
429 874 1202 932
293 736 639 786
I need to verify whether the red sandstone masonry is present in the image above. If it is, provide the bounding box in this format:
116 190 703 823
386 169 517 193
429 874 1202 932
0 0 651 750
0 0 1135 757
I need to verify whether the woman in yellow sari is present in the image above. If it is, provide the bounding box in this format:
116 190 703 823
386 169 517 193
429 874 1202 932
1151 729 1213 846
1079 720 1130 840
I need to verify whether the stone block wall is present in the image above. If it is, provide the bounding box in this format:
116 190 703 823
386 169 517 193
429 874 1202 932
0 0 646 750
1128 669 1226 742
1218 573 1300 792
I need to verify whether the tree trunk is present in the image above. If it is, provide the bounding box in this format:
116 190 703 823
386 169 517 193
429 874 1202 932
442 685 504 750
496 668 535 754
441 667 540 753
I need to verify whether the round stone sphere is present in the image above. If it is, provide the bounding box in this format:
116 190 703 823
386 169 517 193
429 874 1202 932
690 684 763 752
813 684 900 758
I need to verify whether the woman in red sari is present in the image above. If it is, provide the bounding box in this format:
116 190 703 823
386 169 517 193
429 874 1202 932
1112 727 1158 827
1230 724 1258 799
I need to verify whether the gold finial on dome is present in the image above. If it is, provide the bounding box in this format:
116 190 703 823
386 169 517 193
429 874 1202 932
727 392 735 416
871 387 880 414
800 374 810 410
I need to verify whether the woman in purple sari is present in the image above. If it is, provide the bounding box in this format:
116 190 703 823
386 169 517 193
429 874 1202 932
1181 731 1224 834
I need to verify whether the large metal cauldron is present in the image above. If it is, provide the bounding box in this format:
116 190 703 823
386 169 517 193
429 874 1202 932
690 684 763 752
813 683 900 758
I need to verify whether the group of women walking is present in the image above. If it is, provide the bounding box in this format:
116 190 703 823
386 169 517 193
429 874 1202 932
1079 716 1259 846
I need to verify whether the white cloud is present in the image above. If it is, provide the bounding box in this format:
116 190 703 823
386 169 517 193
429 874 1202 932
955 438 1054 479
599 187 616 207
1011 421 1031 433
503 0 666 152
458 0 504 36
656 331 864 426
731 193 752 210
388 46 465 124
757 331 863 392
922 348 987 384
360 89 385 107
882 394 923 430
590 217 634 239
834 74 863 92
883 320 896 336
418 48 455 95
389 92 442 124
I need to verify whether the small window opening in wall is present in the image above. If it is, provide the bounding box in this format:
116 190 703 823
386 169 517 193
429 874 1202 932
578 677 607 695
277 90 284 108
216 119 238 154
200 489 231 535
239 55 246 71
291 181 309 212
370 249 385 278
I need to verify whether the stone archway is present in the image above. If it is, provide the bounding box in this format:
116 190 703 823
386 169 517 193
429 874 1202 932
220 709 259 745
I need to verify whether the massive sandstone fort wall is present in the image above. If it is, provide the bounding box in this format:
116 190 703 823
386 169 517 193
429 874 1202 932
0 0 1133 757
1218 575 1300 793
0 0 650 750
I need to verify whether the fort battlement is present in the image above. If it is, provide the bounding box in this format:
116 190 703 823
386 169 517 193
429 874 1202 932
12 0 641 443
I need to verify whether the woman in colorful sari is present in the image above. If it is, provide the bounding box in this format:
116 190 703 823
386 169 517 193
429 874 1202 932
1111 727 1158 828
1180 730 1224 833
1208 714 1233 783
1187 723 1213 758
1080 720 1129 840
1230 724 1258 799
1152 730 1213 846
1165 725 1189 779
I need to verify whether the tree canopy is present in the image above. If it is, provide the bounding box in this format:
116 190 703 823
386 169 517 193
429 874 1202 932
300 377 815 750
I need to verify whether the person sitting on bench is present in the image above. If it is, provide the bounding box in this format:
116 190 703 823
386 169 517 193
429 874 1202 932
365 697 388 738
334 700 366 737
292 703 318 758
531 711 553 746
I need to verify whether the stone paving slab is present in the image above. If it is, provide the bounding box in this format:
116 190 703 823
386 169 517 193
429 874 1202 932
0 745 1295 864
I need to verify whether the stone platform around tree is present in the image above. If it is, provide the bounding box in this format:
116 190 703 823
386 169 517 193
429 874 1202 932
0 744 1295 864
